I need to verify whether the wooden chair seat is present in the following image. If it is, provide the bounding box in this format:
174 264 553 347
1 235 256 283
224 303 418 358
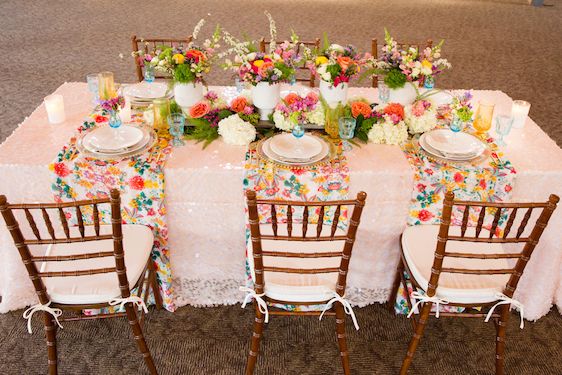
402 225 510 304
40 224 153 305
247 223 345 303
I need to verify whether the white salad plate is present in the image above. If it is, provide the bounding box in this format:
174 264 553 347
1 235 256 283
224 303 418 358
425 129 485 156
261 136 330 165
83 125 145 152
419 133 483 161
122 81 169 100
77 126 156 160
269 133 324 160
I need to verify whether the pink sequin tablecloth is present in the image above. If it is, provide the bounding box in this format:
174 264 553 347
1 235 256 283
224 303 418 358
0 82 560 320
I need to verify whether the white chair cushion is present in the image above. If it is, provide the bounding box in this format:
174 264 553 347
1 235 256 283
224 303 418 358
40 224 154 305
401 225 513 304
248 223 347 303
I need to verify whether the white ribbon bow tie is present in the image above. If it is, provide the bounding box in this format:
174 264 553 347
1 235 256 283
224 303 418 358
109 296 148 314
407 291 449 319
240 286 269 323
485 293 525 329
319 293 360 330
23 301 63 334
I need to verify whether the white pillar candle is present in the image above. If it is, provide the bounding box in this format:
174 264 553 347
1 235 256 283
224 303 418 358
511 100 530 129
44 94 66 124
119 95 132 123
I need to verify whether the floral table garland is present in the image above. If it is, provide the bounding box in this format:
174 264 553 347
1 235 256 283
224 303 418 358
50 112 176 312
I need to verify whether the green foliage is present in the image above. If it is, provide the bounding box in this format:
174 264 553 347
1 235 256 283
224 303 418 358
218 109 234 120
174 64 196 83
239 112 260 126
322 32 330 52
455 107 473 122
169 100 182 114
273 62 294 81
326 64 342 79
355 116 378 143
185 118 219 148
384 68 407 89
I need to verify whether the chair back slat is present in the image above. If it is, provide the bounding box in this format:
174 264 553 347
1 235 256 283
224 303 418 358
0 189 134 306
246 190 367 302
460 205 470 237
271 204 278 236
24 208 41 240
425 192 559 299
131 35 193 82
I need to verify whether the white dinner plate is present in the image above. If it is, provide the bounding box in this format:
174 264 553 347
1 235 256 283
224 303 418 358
269 133 323 160
425 129 485 156
123 82 169 100
419 133 483 161
262 137 329 165
83 125 144 152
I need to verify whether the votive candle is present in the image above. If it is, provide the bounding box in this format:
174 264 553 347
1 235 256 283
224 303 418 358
511 100 531 129
44 94 66 124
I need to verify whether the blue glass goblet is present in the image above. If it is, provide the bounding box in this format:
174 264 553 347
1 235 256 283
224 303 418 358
338 117 357 152
495 115 513 146
167 113 186 146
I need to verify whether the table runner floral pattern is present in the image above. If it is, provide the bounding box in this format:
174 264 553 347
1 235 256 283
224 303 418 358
242 143 349 311
394 132 517 315
49 114 175 311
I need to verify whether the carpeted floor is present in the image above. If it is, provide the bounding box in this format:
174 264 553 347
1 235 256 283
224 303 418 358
1 0 561 374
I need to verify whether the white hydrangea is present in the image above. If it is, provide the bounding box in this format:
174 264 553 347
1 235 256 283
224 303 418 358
367 118 408 145
218 114 257 145
305 107 325 126
367 123 385 144
405 105 437 134
273 110 294 131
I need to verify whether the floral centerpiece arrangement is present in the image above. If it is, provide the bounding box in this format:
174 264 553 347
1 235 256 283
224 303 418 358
447 91 474 131
186 91 259 147
150 19 221 107
222 12 303 120
306 37 368 107
346 100 408 145
363 29 451 105
99 95 126 128
272 92 325 131
404 99 438 134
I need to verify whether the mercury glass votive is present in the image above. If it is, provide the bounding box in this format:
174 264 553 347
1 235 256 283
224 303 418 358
98 71 116 100
44 94 66 124
153 98 171 134
511 100 530 129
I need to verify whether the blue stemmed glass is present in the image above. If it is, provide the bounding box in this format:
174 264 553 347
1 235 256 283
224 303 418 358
86 73 99 107
495 115 513 146
144 65 155 83
292 123 305 139
167 113 186 146
338 117 356 152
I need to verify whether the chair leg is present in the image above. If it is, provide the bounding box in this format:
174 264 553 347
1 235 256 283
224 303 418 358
44 312 58 375
148 260 163 310
495 304 510 375
245 306 265 375
400 302 432 375
335 302 351 375
125 303 158 375
388 259 405 313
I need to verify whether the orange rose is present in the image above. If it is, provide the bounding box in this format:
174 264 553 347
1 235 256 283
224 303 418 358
284 93 299 106
258 61 274 77
185 49 206 63
337 56 353 72
189 101 210 118
351 101 372 118
384 103 405 120
230 96 248 113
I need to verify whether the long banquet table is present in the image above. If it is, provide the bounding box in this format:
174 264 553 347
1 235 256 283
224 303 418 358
0 82 561 321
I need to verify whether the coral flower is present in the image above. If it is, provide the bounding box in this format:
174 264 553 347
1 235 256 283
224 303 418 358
53 162 70 177
351 101 372 118
129 175 145 190
306 92 319 103
284 93 299 106
258 61 274 76
185 49 206 63
230 96 248 113
336 56 352 72
418 209 434 222
172 53 185 64
384 103 405 121
189 101 211 118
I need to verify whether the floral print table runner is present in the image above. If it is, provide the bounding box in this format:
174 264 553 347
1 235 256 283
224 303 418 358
50 114 175 311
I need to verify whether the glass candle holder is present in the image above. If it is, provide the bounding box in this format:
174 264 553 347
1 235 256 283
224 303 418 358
153 98 171 134
98 71 116 100
473 101 495 137
511 100 530 129
44 94 66 124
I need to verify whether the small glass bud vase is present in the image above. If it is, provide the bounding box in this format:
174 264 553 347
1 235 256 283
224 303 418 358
423 75 435 89
450 113 464 133
144 65 155 83
108 110 122 129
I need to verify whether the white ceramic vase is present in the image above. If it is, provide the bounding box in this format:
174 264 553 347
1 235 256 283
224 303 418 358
319 80 349 108
388 83 417 106
174 82 204 108
252 82 281 121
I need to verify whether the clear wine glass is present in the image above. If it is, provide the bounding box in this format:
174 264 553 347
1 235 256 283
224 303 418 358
86 73 99 107
495 115 513 146
378 81 390 104
338 117 357 152
167 113 186 146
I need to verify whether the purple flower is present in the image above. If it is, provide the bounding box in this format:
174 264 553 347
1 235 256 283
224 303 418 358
204 91 219 101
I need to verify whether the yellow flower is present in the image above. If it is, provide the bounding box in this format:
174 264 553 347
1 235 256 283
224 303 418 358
172 54 185 64
253 60 265 68
421 59 433 69
315 56 329 65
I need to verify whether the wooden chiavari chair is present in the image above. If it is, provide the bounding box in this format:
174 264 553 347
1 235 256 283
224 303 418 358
371 38 433 87
259 38 320 87
131 35 193 82
389 191 559 375
244 190 367 375
0 189 161 375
